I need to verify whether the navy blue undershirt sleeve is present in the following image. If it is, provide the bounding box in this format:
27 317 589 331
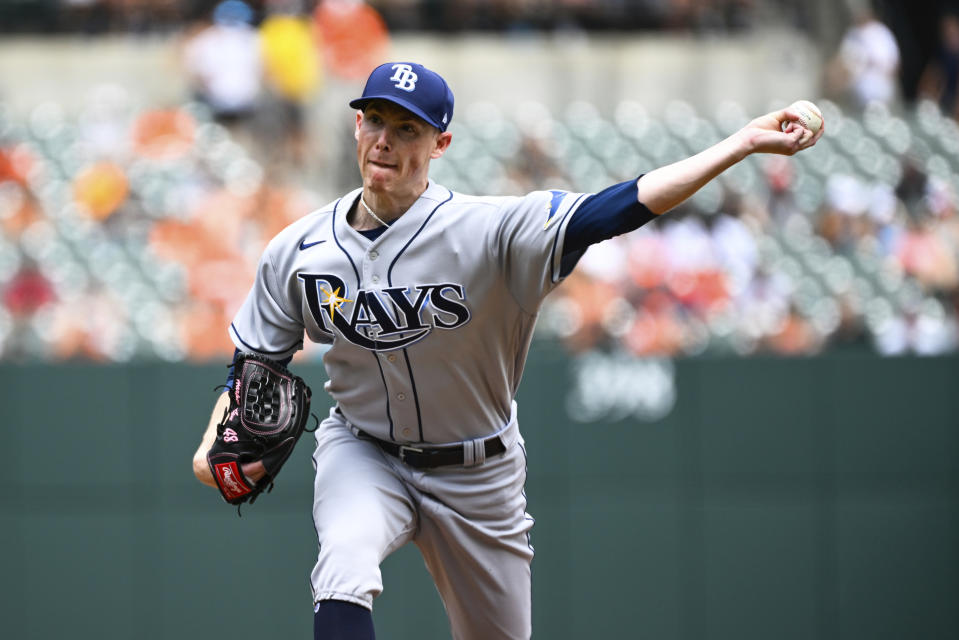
564 177 657 255
558 177 656 277
225 348 294 390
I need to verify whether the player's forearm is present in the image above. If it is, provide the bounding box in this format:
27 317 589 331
193 391 230 487
637 130 751 215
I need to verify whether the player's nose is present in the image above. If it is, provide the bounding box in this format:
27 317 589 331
374 128 393 149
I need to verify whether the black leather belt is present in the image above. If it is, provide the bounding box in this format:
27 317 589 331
355 429 506 469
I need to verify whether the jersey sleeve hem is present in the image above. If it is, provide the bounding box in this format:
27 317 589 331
548 192 589 284
229 322 303 360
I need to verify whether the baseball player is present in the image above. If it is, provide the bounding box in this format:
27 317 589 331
193 61 823 639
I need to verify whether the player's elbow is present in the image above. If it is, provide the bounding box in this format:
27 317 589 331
193 454 216 487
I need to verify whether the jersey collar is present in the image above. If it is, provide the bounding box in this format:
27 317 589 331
336 180 449 246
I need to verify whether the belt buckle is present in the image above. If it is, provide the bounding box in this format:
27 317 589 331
397 444 424 462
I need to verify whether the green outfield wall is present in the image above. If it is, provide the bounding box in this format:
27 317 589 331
2 344 958 639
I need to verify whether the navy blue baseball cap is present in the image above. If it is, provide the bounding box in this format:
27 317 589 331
349 62 454 132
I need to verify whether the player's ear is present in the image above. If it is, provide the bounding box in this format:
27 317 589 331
354 111 363 141
430 131 452 159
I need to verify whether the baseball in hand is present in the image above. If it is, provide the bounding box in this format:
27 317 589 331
782 100 823 134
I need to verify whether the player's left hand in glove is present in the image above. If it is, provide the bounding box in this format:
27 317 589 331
207 352 315 509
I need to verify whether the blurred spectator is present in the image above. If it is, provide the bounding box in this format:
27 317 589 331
59 0 112 34
894 211 959 293
110 0 184 33
761 154 799 222
918 12 959 120
827 2 901 110
762 303 822 355
72 161 129 221
623 287 687 356
871 298 959 355
660 210 730 314
827 293 871 351
3 262 55 316
313 0 390 80
818 173 870 252
45 288 131 361
0 145 43 238
711 203 758 290
182 1 263 129
130 107 197 160
258 1 323 168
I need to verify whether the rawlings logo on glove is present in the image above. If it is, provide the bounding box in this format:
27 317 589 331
207 353 315 511
214 461 251 501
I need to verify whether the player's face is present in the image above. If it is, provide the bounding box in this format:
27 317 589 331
355 101 452 197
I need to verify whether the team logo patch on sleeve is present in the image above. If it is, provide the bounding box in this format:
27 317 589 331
543 190 568 230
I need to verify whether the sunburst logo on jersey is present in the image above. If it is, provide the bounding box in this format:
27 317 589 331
320 285 352 322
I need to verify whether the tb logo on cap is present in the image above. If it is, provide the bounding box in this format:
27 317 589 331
390 64 418 92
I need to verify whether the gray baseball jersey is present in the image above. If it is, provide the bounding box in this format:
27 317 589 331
229 180 588 639
230 180 587 445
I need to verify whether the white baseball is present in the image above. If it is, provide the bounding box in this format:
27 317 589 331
782 100 823 135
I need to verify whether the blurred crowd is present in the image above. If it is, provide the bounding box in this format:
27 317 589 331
3 89 958 362
0 92 323 361
3 0 766 35
0 0 395 362
1 0 959 361
371 0 761 33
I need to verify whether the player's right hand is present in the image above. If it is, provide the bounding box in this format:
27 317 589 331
241 461 267 482
192 388 268 489
739 107 824 156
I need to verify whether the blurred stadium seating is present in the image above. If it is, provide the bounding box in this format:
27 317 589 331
0 92 323 361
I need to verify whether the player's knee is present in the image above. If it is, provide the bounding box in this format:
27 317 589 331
321 509 405 552
314 525 392 594
319 529 382 568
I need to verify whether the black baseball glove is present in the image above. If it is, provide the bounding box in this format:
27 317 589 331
207 352 314 509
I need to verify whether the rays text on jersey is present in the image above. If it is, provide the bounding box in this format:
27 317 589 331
298 273 471 351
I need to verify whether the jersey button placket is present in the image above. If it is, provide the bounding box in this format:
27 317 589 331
361 251 380 289
364 255 414 440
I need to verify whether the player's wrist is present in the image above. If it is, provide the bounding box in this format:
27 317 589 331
727 128 756 161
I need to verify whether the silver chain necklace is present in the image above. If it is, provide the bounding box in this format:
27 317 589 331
360 196 391 228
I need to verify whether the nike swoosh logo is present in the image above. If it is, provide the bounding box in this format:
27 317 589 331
298 239 326 251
